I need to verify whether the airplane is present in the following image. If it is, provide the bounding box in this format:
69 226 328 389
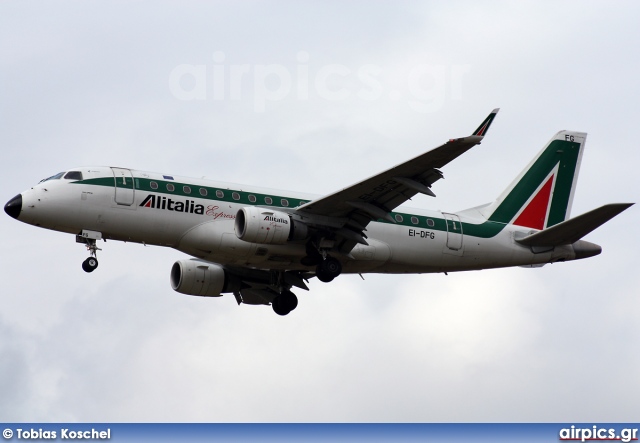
4 109 633 316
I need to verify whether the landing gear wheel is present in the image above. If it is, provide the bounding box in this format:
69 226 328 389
272 291 298 316
316 267 334 283
315 256 342 283
82 257 99 273
282 290 298 311
272 297 289 316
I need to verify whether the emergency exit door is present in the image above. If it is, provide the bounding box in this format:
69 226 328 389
443 213 463 250
111 167 135 206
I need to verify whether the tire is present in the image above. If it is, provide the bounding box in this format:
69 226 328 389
272 296 291 316
316 257 341 282
282 291 298 311
323 257 342 276
82 257 98 273
315 267 335 283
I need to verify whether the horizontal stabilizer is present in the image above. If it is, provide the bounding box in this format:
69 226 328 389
515 203 634 247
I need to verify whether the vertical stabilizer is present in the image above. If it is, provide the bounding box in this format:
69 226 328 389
480 131 586 230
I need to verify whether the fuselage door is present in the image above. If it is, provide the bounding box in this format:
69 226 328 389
443 213 463 251
111 167 135 206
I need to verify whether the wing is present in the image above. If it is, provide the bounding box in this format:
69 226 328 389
294 109 499 252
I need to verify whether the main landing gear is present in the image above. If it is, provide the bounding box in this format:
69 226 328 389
315 256 342 283
271 290 299 316
300 243 343 283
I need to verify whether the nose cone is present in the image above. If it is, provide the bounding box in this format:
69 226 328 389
4 194 22 219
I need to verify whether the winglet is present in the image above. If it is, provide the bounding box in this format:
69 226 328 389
472 108 500 136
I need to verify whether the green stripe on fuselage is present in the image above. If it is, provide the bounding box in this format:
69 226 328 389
73 176 508 239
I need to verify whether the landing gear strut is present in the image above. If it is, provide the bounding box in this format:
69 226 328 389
272 290 298 316
76 231 102 273
302 240 343 283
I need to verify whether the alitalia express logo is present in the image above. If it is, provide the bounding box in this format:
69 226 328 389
139 194 236 220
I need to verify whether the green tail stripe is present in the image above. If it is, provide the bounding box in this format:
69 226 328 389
488 139 581 227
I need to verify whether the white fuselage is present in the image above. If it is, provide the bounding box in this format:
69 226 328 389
15 166 578 274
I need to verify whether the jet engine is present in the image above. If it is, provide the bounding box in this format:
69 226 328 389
170 259 240 297
234 206 308 244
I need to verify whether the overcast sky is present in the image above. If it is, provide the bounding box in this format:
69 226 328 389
1 1 639 423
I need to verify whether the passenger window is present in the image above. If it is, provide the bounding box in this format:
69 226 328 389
248 195 257 203
183 186 191 194
150 181 158 190
281 199 289 207
64 171 83 180
199 188 208 196
216 190 224 198
166 183 175 192
264 197 273 205
395 214 404 222
426 218 435 227
232 192 240 201
411 216 419 225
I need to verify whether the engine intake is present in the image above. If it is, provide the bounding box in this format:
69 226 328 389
170 259 239 297
234 206 308 244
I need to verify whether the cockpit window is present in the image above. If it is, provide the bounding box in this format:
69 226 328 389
64 171 83 180
39 172 65 183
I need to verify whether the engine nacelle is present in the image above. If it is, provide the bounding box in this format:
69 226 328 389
234 206 308 244
170 259 238 297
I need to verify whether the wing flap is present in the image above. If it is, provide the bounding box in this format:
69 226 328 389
515 203 633 247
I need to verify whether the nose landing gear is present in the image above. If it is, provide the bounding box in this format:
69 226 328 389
76 230 103 273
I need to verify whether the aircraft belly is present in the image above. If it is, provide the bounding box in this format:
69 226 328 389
362 222 561 274
365 222 453 272
342 238 391 273
175 219 307 266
